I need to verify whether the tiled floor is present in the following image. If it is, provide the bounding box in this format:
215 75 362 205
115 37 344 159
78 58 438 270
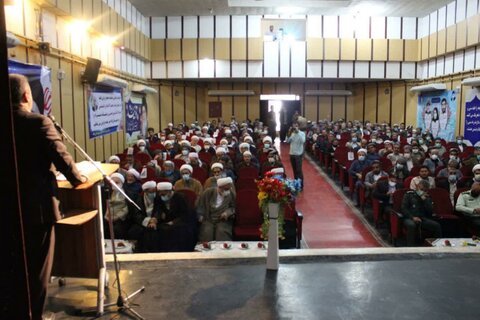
279 142 381 248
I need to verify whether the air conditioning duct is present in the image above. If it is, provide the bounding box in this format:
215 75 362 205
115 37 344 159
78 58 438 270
208 90 256 96
132 84 158 94
410 83 446 92
461 77 480 87
96 74 128 88
304 89 352 96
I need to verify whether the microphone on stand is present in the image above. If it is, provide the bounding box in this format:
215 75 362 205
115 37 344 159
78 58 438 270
48 115 63 133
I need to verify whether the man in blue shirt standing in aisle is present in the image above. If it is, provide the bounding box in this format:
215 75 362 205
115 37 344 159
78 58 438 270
286 121 306 189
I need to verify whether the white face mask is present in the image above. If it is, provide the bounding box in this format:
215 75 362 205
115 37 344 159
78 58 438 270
139 146 145 151
264 143 271 149
268 157 275 163
475 174 480 182
431 154 438 160
388 181 396 187
182 150 189 156
222 190 231 197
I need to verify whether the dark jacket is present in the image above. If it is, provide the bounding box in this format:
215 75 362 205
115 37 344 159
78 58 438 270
152 192 189 226
401 191 433 219
373 180 404 203
13 109 83 225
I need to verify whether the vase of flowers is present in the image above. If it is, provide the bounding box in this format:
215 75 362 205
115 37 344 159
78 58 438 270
256 172 301 270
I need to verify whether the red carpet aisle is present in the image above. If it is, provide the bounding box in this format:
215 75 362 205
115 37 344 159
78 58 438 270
278 142 382 248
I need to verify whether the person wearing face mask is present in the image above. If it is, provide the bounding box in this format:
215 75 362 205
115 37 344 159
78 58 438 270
236 151 260 172
175 145 191 163
151 182 193 252
402 146 414 171
348 149 372 205
410 145 425 167
128 181 158 252
373 173 404 220
389 156 410 183
159 160 181 184
456 183 480 232
261 150 284 175
174 164 203 197
204 163 229 189
454 135 468 153
197 177 236 241
457 164 480 189
188 152 203 169
401 180 442 246
433 138 447 157
378 140 394 157
463 146 480 169
423 148 442 175
136 139 152 158
417 137 429 153
124 169 142 202
443 148 462 168
410 166 436 190
436 165 461 205
364 161 388 195
104 173 133 240
437 159 462 180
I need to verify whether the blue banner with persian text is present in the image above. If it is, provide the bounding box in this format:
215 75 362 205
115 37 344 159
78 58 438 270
465 88 480 146
125 94 147 146
87 85 123 139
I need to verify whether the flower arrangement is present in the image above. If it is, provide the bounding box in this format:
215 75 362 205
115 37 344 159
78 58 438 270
256 172 301 239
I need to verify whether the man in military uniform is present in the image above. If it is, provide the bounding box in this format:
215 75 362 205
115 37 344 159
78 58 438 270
401 179 442 246
455 183 480 232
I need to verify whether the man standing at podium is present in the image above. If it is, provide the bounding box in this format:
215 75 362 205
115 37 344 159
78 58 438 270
9 74 86 319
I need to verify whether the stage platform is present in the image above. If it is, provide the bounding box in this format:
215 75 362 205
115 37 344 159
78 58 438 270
46 247 480 319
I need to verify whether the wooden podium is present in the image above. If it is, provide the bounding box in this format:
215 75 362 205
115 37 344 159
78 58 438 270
52 163 118 315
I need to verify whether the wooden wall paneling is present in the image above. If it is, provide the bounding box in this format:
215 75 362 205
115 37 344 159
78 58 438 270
324 38 340 60
71 0 82 19
467 15 479 46
318 96 331 120
198 39 214 59
233 83 247 121
340 39 355 60
404 40 419 62
352 84 364 121
57 0 71 15
290 82 303 99
136 30 141 55
276 83 289 94
60 60 75 157
332 96 345 121
160 85 173 128
346 95 354 121
456 20 467 50
304 82 317 121
388 39 403 61
373 39 388 61
306 38 323 60
218 83 233 118
182 39 197 60
92 0 103 33
437 29 446 55
151 39 165 61
405 88 417 126
429 34 437 58
356 39 372 61
197 87 206 121
391 83 406 125
116 15 127 47
111 11 119 37
363 84 377 123
184 86 196 125
231 39 247 60
124 18 132 50
215 38 230 60
72 63 88 160
248 38 263 60
166 39 181 61
248 83 261 120
377 83 391 123
173 85 185 125
145 37 151 61
446 25 456 53
129 23 137 52
140 34 145 58
83 0 93 20
261 82 275 94
103 4 112 36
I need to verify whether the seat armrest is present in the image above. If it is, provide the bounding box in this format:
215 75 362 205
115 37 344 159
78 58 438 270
390 209 404 219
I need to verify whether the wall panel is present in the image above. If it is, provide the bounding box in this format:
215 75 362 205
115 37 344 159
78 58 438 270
324 38 340 60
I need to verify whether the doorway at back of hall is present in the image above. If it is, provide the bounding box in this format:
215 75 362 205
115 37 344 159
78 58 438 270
259 94 301 142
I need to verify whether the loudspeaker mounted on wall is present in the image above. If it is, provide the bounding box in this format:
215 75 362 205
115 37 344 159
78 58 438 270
82 57 102 84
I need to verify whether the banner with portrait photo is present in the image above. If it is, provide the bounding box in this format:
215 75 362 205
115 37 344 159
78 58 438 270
8 59 53 115
125 94 147 146
87 85 123 139
464 87 480 146
417 90 457 141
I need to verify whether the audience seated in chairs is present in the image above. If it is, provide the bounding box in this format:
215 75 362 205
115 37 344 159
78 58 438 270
150 182 195 252
197 177 236 242
159 160 181 184
129 181 158 252
124 169 142 202
457 164 480 189
364 160 388 194
423 147 442 175
174 164 203 197
455 183 480 234
401 179 442 246
410 165 435 190
104 173 137 240
389 156 410 183
348 148 371 204
372 172 404 225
